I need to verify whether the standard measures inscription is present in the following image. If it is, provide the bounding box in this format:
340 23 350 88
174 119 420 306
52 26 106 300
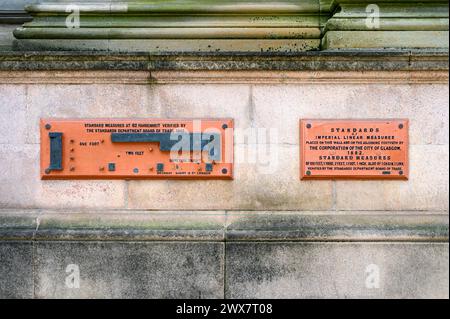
40 119 233 180
300 120 409 180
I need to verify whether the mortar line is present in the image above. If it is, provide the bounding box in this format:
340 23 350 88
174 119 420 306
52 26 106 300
223 227 227 299
31 212 41 299
248 85 255 128
124 181 129 209
332 180 337 211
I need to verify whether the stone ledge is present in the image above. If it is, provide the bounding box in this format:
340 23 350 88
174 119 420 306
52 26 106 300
0 49 448 72
0 210 447 242
0 11 32 24
1 70 447 84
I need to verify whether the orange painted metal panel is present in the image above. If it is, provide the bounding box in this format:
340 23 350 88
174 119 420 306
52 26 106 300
300 119 409 180
40 119 234 180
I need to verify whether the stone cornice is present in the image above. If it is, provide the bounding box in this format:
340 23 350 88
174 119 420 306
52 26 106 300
0 49 448 72
0 70 447 84
11 0 449 52
0 10 32 24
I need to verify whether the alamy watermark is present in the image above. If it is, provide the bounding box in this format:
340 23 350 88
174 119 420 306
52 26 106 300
65 5 80 29
65 264 80 289
164 121 280 175
365 4 381 29
365 264 381 289
64 3 129 29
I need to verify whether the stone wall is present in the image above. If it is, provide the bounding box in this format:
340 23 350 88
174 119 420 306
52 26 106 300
1 77 448 211
0 51 448 298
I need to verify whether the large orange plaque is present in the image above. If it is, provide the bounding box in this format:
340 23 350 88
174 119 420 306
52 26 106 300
300 119 409 180
40 119 233 180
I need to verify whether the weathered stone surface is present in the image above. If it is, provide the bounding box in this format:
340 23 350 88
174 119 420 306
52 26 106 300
0 80 447 214
323 0 449 49
0 25 17 49
252 84 449 146
1 209 447 242
0 242 33 299
0 85 27 144
0 3 448 300
150 84 252 129
336 145 449 211
225 212 449 241
0 50 448 72
0 144 126 209
13 0 323 52
25 84 156 144
34 241 224 299
128 145 333 211
0 210 38 240
0 209 448 299
24 82 251 142
36 211 226 241
226 242 449 299
14 39 322 53
323 31 449 50
150 70 448 84
11 82 450 146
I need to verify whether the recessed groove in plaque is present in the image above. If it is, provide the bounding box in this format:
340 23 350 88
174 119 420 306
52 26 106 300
300 119 409 180
40 119 234 180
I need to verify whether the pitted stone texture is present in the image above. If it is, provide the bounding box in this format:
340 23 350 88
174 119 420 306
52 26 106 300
225 212 449 241
35 211 226 241
34 241 224 299
252 84 449 146
336 145 449 211
0 144 126 209
128 144 333 210
24 84 251 144
226 242 449 299
0 242 33 299
0 85 27 145
25 84 157 144
151 84 252 130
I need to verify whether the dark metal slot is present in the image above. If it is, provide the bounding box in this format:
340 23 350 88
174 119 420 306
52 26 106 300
48 132 63 171
111 132 221 161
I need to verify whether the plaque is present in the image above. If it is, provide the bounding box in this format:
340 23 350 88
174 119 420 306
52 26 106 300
300 119 409 180
40 119 233 180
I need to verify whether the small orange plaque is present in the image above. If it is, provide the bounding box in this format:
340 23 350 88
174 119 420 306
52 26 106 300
300 119 409 180
40 119 233 180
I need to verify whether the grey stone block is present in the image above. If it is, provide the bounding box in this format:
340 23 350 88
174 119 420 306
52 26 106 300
225 212 449 242
128 145 334 211
323 31 449 50
0 242 33 299
0 85 26 144
0 144 126 209
226 242 449 299
0 25 17 49
252 83 449 146
25 84 156 144
336 145 449 211
34 241 224 299
0 210 38 240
